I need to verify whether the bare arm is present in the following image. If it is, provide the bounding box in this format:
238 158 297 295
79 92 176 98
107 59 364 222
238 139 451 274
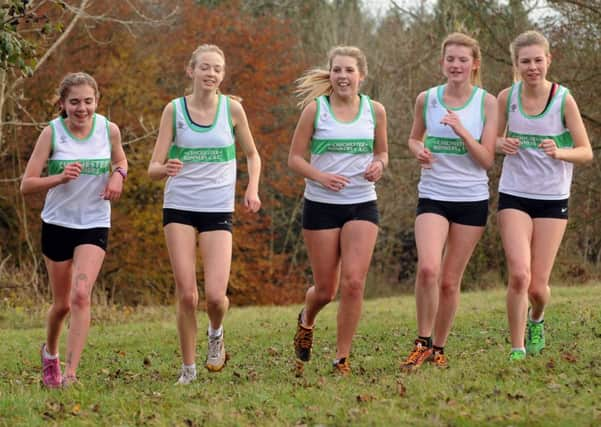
496 88 520 155
407 91 434 168
148 102 182 180
287 101 350 191
230 99 261 212
539 93 593 164
364 100 388 182
20 126 82 195
101 122 127 201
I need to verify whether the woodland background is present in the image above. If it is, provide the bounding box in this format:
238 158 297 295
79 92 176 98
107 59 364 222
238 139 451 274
1 0 600 306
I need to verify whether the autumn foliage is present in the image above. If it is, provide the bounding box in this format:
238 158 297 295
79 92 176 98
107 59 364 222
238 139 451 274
13 0 308 305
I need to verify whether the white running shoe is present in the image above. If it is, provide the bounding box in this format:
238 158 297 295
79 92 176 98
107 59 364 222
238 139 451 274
176 365 197 385
205 333 227 372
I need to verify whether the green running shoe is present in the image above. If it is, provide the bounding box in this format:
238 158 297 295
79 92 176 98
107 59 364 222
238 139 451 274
526 319 545 355
509 349 526 361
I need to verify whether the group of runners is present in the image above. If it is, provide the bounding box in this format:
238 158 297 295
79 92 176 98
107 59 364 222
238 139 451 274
20 29 592 387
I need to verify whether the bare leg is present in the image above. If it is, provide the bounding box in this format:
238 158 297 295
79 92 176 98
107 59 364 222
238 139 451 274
498 209 533 349
336 220 378 359
199 230 232 330
414 213 449 337
301 228 341 327
165 223 198 366
432 223 484 347
44 257 72 355
63 244 105 377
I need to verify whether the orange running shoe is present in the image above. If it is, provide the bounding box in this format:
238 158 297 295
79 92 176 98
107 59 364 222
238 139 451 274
432 351 449 368
400 340 433 371
293 310 313 362
332 357 351 376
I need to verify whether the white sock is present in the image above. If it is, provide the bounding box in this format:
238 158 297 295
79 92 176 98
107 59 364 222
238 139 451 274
43 345 58 360
208 325 223 338
511 347 526 353
529 312 544 323
182 363 196 373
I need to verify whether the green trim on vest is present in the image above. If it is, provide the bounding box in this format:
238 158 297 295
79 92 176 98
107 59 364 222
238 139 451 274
171 99 177 142
310 138 374 155
517 81 561 119
48 158 111 176
437 85 478 111
59 114 97 142
323 94 366 125
507 130 574 149
179 95 222 133
424 135 480 155
423 90 429 124
168 143 236 163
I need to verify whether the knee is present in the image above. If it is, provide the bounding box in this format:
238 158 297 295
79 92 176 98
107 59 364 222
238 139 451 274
52 301 71 317
440 277 460 297
340 276 365 300
416 264 440 287
178 289 198 311
314 285 337 305
70 289 91 310
508 268 531 293
528 286 549 304
205 293 226 311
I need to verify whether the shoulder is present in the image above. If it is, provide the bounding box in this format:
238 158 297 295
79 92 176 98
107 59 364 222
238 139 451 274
301 99 318 117
107 121 121 139
369 99 386 117
415 90 428 105
497 86 512 99
227 96 244 115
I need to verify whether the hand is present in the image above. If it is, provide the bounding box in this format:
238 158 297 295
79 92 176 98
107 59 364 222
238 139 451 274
165 159 183 176
440 109 467 137
100 172 124 201
501 137 520 155
364 159 384 182
60 162 82 183
538 138 559 159
416 146 434 169
244 189 261 213
319 172 350 192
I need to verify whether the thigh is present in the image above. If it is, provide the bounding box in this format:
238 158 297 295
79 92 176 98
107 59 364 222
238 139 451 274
164 223 198 291
498 209 533 273
531 218 567 284
71 244 107 294
339 220 378 279
441 223 485 280
44 256 73 303
415 213 450 267
199 230 232 296
303 228 341 288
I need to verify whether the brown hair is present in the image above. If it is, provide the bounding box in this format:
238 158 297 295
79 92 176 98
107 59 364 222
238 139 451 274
57 72 99 118
509 30 550 81
441 32 482 86
295 46 368 109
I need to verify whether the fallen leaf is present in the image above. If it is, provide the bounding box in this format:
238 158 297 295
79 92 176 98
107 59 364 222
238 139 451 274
397 380 406 397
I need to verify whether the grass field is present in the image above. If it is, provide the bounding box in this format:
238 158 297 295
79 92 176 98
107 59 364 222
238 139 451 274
1 284 600 426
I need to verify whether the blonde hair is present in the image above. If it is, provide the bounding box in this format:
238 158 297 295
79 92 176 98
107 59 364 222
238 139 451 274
295 46 368 109
57 72 99 118
186 44 241 102
441 32 482 86
510 30 550 81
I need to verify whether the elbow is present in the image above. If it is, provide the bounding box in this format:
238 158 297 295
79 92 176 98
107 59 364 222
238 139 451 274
20 180 31 195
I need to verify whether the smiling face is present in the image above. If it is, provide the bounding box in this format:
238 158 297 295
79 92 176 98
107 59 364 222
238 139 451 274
329 55 363 98
60 84 97 128
516 44 550 84
441 44 479 84
188 51 225 92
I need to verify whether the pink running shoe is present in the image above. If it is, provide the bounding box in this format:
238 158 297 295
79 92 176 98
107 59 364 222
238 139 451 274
40 343 62 388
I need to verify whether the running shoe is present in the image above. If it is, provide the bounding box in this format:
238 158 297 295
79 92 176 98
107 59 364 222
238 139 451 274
400 340 433 371
526 319 545 355
332 357 351 375
206 333 227 372
432 351 449 368
509 349 526 361
176 365 197 384
61 374 80 388
40 343 62 388
293 310 313 362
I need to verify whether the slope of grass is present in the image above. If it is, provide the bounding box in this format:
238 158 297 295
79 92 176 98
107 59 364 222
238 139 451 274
1 284 600 426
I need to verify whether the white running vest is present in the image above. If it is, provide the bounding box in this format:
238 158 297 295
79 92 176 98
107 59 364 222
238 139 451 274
164 95 236 212
41 114 112 229
499 82 574 199
418 85 489 201
304 94 377 204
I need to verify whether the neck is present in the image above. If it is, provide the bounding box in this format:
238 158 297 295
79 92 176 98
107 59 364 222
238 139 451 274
445 81 473 98
189 90 219 108
330 92 360 106
521 79 551 98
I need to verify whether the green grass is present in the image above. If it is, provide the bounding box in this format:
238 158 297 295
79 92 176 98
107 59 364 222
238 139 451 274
1 284 601 426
